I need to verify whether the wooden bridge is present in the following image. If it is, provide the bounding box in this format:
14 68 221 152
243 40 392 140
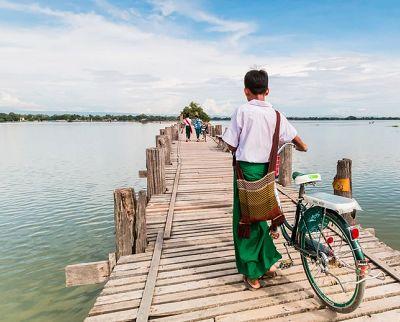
67 125 400 321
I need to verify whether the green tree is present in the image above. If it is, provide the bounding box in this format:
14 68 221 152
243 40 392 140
181 102 210 122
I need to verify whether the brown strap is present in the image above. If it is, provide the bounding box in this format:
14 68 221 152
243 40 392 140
267 110 281 173
233 154 244 180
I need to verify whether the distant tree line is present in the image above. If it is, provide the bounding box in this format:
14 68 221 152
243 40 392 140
0 112 177 123
1 111 399 123
210 116 400 121
287 116 400 121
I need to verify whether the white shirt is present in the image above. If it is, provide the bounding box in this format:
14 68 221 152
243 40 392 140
222 99 297 163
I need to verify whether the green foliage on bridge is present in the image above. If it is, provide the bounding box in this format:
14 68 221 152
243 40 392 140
180 102 210 122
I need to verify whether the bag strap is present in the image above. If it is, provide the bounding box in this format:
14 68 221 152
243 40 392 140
267 110 281 173
233 154 244 180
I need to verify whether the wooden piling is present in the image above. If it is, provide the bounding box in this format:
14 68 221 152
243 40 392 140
146 147 166 199
215 124 222 136
164 126 173 142
134 190 147 253
278 144 293 187
211 125 216 137
173 124 179 141
333 158 355 225
156 134 170 165
114 188 136 259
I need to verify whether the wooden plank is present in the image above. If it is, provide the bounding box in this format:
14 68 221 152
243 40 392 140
363 248 400 282
108 253 116 272
65 260 110 287
136 230 164 322
164 162 181 239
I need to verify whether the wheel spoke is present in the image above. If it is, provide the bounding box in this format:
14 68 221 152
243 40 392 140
300 211 364 310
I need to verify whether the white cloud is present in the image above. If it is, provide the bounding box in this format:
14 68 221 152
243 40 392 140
94 0 139 21
148 0 256 43
0 90 39 109
0 1 399 116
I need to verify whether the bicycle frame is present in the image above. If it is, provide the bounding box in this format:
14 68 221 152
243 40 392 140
280 184 324 259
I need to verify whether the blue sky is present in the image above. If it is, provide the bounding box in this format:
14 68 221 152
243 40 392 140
0 0 399 116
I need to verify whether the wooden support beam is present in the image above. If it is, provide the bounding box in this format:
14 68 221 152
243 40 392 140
156 134 170 165
136 231 164 322
146 147 166 199
278 144 293 187
165 126 173 141
211 125 216 137
134 190 148 253
138 170 147 178
114 188 136 259
65 261 109 287
172 124 179 141
215 124 222 136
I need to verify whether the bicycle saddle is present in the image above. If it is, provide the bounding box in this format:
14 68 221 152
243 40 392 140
292 172 322 185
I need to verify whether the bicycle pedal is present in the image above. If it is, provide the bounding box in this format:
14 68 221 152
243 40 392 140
279 259 294 270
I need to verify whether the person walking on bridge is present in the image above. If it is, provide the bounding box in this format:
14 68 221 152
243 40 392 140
222 69 308 290
182 115 192 142
192 114 203 142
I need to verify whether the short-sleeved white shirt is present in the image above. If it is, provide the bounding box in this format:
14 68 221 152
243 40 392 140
222 99 297 163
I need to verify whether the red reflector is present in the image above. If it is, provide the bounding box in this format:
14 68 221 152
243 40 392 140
326 236 334 244
351 227 360 240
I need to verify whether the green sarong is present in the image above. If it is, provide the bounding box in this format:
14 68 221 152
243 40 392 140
233 161 282 279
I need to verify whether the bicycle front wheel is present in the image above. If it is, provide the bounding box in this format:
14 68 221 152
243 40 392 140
299 209 365 313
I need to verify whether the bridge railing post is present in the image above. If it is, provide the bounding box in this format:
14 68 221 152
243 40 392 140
114 188 136 260
333 158 355 225
278 145 293 187
134 190 148 253
156 134 170 165
146 147 166 200
215 125 222 136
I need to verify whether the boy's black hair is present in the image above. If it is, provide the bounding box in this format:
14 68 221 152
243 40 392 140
244 70 269 95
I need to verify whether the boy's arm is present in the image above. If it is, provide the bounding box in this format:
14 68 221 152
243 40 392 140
222 107 241 152
292 135 308 152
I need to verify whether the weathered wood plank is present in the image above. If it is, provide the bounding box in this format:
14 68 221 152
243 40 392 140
65 261 110 287
164 162 181 239
136 230 164 322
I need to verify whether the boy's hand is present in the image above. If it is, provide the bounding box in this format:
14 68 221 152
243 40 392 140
295 143 308 152
292 136 308 152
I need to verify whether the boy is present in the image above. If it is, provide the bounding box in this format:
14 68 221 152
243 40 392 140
222 69 307 289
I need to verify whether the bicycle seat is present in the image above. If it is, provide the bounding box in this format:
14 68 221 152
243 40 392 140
292 172 322 185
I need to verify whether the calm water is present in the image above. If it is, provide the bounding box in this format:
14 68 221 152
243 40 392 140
0 120 399 321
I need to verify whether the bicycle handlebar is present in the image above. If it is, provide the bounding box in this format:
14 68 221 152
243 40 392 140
277 142 295 155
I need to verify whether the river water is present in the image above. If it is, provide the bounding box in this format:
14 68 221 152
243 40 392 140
0 120 399 321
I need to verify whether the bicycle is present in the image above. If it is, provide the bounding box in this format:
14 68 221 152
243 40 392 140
276 143 383 313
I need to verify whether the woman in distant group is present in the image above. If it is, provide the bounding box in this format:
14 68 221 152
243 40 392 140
192 114 203 142
183 116 192 142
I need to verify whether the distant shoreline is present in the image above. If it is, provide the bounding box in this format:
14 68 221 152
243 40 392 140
1 112 399 123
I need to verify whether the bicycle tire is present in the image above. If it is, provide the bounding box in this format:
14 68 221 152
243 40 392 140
299 209 365 313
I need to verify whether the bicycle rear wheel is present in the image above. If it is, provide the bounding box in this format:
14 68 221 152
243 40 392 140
299 209 365 313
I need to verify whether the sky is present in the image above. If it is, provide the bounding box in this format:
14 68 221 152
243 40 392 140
0 0 399 117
